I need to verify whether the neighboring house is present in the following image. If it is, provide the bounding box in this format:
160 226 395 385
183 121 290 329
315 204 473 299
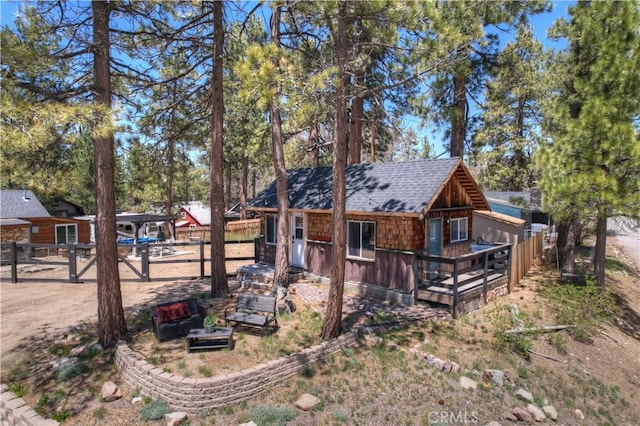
0 189 90 245
484 189 552 238
177 202 211 230
52 198 85 218
248 158 491 304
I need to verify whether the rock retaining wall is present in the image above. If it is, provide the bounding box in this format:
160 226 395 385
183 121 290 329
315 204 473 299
0 384 59 426
115 330 360 414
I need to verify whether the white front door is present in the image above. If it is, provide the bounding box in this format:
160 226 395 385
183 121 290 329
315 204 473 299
291 213 305 267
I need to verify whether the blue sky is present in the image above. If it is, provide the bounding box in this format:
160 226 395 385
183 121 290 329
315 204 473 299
2 1 573 158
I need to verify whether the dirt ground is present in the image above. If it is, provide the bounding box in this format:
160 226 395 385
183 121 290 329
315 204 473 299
1 236 639 425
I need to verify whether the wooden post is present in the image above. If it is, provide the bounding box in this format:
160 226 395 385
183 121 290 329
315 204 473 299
10 242 18 283
69 244 78 283
141 243 150 282
507 244 513 292
482 251 489 303
254 237 261 263
452 259 459 319
199 240 205 278
412 252 419 304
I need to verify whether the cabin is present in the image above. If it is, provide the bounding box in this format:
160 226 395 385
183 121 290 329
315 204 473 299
0 189 90 246
177 202 210 230
248 158 512 315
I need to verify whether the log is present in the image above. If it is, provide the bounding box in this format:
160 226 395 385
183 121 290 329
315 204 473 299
504 325 573 335
528 350 568 363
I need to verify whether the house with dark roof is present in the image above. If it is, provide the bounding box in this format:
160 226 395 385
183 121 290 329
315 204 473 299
0 189 90 245
248 158 510 307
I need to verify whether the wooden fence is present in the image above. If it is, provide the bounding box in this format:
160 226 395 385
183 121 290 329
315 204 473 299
175 219 262 242
0 239 259 284
509 231 544 290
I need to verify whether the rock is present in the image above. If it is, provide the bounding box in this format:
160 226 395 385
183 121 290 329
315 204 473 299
459 376 478 390
295 393 321 411
89 343 103 353
425 354 437 365
131 397 142 404
165 411 188 426
238 423 258 426
485 422 502 426
441 359 460 373
70 345 86 356
542 405 558 421
512 407 533 422
527 404 546 422
52 357 79 372
503 411 518 422
515 388 534 402
482 369 505 386
408 348 423 359
574 409 585 420
433 358 445 370
277 303 291 315
100 381 122 402
386 342 400 351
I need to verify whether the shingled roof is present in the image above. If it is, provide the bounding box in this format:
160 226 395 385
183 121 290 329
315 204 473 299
0 190 51 219
248 158 488 217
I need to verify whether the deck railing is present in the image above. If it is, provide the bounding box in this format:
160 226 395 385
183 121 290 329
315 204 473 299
415 243 512 317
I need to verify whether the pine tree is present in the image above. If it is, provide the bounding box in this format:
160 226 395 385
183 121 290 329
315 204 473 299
537 0 640 285
472 23 549 191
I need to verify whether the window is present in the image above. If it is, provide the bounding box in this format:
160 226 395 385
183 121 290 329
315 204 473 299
55 224 78 244
266 214 277 245
347 221 376 260
450 217 468 243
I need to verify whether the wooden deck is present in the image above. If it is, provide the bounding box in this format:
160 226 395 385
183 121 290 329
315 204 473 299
415 244 512 317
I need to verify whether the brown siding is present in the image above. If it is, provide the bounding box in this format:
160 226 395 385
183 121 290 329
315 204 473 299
28 218 91 244
430 174 474 209
307 212 424 251
427 207 473 246
306 241 414 292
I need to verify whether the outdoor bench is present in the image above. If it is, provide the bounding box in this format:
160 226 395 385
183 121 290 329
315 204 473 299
224 294 278 336
150 298 205 342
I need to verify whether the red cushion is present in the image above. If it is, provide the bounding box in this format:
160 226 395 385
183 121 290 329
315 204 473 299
156 302 191 324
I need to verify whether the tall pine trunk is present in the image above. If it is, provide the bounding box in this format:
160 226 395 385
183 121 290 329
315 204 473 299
240 154 248 220
209 0 228 297
556 213 577 274
270 5 290 289
450 73 467 158
92 0 127 347
165 134 175 239
348 71 364 164
310 123 319 168
321 3 348 339
594 215 607 287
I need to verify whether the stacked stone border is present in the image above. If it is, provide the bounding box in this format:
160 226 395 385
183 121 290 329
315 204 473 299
0 311 449 423
116 311 449 414
0 384 59 426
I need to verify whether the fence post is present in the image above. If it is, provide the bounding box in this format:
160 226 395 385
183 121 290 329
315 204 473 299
141 243 150 282
199 240 205 279
69 244 78 283
482 251 489 303
507 244 514 292
10 242 18 283
254 237 260 263
452 260 459 319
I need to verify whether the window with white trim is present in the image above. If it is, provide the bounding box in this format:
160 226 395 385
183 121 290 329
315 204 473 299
450 217 468 243
347 220 376 260
55 224 78 244
266 214 277 245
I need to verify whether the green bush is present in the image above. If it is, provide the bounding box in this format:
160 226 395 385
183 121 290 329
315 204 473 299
56 363 87 381
8 383 26 397
542 281 615 342
140 399 171 421
249 405 297 426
